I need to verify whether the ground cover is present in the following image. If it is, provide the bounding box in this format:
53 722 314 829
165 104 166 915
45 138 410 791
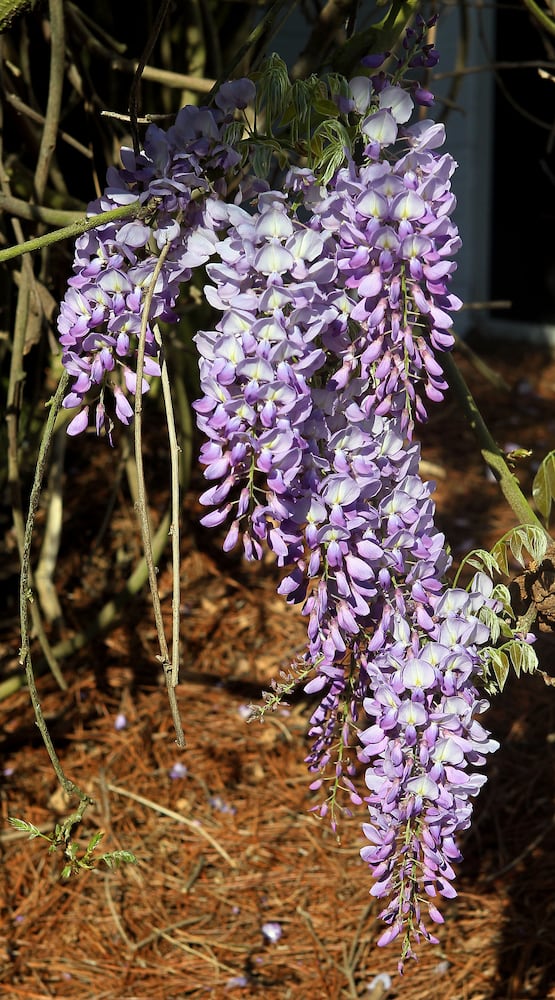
1 341 555 999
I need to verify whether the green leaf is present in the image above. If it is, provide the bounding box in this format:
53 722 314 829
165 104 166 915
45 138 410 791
479 606 501 644
490 524 548 576
289 79 312 122
532 450 555 522
309 134 324 161
505 447 532 466
223 122 248 155
311 119 352 185
464 548 503 577
311 98 340 118
279 101 299 129
8 817 31 832
505 638 539 677
251 143 274 179
332 0 419 75
8 817 43 838
488 648 510 692
256 53 292 133
520 642 539 675
489 539 510 576
490 582 513 611
86 830 104 853
102 850 137 870
327 73 352 104
0 0 37 33
526 524 549 562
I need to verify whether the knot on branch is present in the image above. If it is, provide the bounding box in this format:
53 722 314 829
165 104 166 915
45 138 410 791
511 545 555 640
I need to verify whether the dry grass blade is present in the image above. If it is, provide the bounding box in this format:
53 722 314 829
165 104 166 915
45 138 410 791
107 782 237 868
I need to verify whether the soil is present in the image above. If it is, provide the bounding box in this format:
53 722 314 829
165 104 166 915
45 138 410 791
2 338 555 1000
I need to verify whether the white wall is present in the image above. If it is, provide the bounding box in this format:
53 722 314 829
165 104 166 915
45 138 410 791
274 3 498 335
432 2 496 335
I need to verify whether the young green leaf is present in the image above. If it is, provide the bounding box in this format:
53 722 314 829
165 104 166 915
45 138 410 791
311 97 340 118
490 582 513 612
489 539 510 576
490 524 548 576
462 548 503 578
102 850 138 870
311 120 353 185
532 450 555 522
251 143 274 179
86 830 104 853
256 53 292 133
506 638 538 677
8 817 44 839
479 606 501 644
488 648 510 692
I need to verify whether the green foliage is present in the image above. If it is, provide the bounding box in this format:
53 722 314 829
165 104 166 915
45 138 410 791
532 449 555 524
457 524 548 582
254 53 292 136
8 817 137 878
483 635 539 693
250 58 365 186
331 0 419 76
251 138 287 178
0 0 36 33
504 447 532 466
310 120 353 185
490 524 548 575
485 646 511 693
457 523 549 694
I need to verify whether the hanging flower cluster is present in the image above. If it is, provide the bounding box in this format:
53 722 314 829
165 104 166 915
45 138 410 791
57 79 254 440
192 76 501 960
56 19 508 967
357 579 500 963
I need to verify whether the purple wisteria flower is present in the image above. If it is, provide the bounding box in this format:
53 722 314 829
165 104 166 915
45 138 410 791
193 71 502 960
57 79 255 440
357 576 500 965
194 83 463 677
56 43 509 964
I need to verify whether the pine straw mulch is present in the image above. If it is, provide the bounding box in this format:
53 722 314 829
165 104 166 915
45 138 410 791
2 340 555 1000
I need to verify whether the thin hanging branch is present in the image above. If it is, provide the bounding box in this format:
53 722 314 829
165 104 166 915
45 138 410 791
154 323 182 690
522 0 555 37
128 0 173 155
1 76 66 691
35 427 66 623
133 244 185 748
33 0 65 202
19 370 91 805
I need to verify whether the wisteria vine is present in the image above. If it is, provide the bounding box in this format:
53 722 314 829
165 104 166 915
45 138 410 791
55 17 534 969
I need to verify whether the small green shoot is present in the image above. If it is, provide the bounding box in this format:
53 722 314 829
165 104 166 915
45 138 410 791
7 817 137 878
